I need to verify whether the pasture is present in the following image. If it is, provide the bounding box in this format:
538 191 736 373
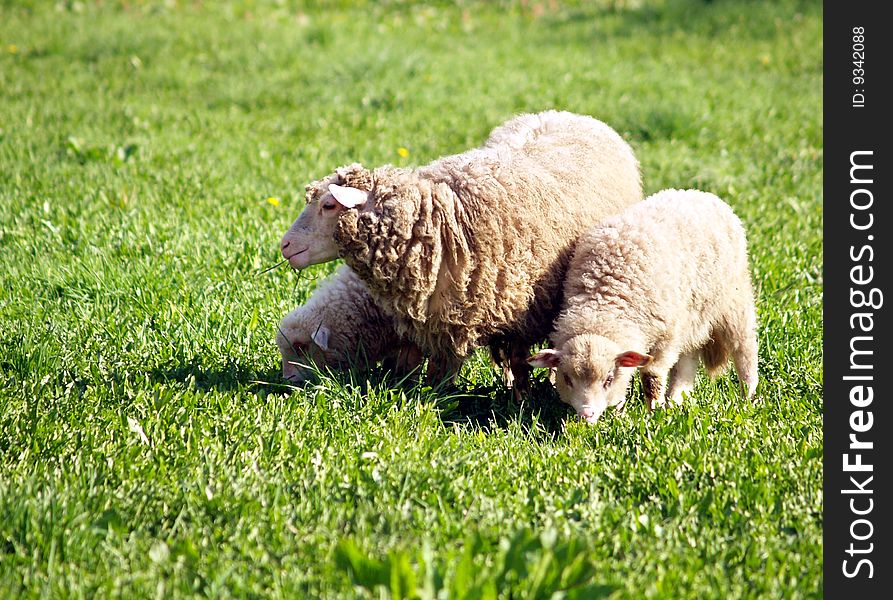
0 0 822 597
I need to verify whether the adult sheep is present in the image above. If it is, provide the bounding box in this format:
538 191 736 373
280 110 642 387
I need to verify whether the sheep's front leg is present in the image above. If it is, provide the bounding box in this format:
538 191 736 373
666 351 699 406
424 354 464 389
506 343 533 401
640 352 678 411
397 343 424 373
489 340 533 400
640 372 667 411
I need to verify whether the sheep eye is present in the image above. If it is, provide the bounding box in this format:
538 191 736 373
563 374 573 388
603 374 614 389
322 201 337 210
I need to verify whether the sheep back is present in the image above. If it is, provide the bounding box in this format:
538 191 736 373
555 189 755 358
332 111 643 365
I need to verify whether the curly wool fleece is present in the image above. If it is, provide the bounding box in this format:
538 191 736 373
297 111 643 381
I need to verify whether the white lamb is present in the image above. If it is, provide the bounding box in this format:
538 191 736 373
528 189 758 423
276 265 422 383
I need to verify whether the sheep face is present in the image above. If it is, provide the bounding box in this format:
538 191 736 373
276 329 314 382
280 183 370 269
276 316 337 382
528 334 651 423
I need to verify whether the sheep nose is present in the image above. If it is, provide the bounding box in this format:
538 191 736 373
280 239 291 257
580 408 600 423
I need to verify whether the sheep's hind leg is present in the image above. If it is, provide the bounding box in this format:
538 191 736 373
666 351 699 406
724 302 759 400
732 335 759 400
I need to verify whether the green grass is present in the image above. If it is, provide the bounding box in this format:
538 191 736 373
1 0 822 597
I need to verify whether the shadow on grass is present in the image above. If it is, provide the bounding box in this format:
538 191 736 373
147 361 289 395
144 359 574 435
437 377 572 437
147 359 428 396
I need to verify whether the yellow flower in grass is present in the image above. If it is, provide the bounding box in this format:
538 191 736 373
397 147 409 158
266 197 281 207
7 44 18 54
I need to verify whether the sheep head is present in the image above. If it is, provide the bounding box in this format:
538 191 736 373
276 312 338 382
528 334 651 423
280 163 373 269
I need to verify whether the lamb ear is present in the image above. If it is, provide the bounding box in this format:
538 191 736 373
615 351 653 368
527 349 562 369
311 325 330 351
328 184 369 209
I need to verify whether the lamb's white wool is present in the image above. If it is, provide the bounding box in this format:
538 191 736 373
280 111 643 388
529 189 758 423
276 265 422 383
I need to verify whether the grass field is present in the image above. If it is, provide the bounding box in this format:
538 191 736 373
1 0 823 597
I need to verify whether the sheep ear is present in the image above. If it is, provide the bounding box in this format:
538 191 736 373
328 184 369 209
615 351 653 368
311 325 330 351
527 349 562 369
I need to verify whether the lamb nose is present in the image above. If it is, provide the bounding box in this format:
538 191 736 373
281 239 291 251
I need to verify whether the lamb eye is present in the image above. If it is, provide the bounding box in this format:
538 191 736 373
563 374 573 388
603 374 614 388
322 201 337 210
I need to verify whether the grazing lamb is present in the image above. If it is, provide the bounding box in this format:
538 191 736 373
279 110 643 387
276 265 423 383
528 189 758 423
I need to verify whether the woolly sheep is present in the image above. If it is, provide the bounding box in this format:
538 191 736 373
279 110 642 387
276 265 423 383
528 189 758 423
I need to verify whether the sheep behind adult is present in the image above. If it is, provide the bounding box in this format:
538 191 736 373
280 110 642 389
